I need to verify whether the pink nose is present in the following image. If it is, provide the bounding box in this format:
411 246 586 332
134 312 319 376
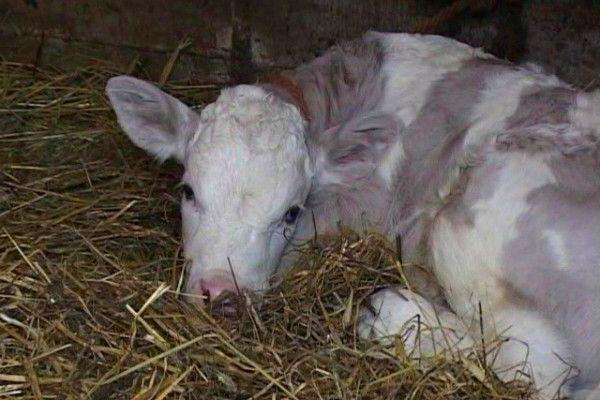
199 276 238 302
186 274 241 307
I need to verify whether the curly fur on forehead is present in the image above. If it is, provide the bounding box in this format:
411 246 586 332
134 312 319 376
190 85 307 161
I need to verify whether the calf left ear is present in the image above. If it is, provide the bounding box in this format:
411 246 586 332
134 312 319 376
319 113 401 183
105 76 199 163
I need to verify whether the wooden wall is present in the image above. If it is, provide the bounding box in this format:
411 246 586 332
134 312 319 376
0 0 598 87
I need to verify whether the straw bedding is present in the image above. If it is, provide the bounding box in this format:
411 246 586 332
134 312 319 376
0 61 535 399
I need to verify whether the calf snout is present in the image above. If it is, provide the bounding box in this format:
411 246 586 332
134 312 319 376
187 273 244 316
200 275 239 300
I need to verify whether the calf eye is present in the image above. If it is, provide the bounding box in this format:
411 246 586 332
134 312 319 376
181 184 194 201
284 205 301 224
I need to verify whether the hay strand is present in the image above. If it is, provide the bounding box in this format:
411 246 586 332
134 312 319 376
0 61 536 399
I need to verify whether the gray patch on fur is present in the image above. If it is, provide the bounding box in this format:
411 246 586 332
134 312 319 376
429 80 600 390
266 37 599 390
499 89 600 388
496 124 600 155
496 86 600 156
388 59 511 263
291 36 387 136
507 87 575 128
497 91 600 387
502 161 600 387
278 35 402 239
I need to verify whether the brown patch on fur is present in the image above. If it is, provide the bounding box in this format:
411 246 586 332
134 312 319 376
498 279 536 311
258 73 310 121
402 265 448 309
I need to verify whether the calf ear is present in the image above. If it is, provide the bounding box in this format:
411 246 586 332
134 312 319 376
105 76 199 162
320 113 401 183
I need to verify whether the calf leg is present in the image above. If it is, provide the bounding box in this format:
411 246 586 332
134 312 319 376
357 288 576 399
357 287 474 357
484 305 575 400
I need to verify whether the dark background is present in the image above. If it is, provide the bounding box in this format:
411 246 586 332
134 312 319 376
0 0 599 87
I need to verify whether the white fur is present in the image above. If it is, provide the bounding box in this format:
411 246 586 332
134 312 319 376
435 68 564 204
358 289 574 399
486 308 575 399
358 287 474 357
356 46 587 396
570 90 600 137
107 78 313 295
182 86 313 293
574 385 600 400
371 32 488 187
543 230 570 270
426 153 574 398
378 139 404 188
108 33 595 396
105 76 198 163
464 69 560 150
372 32 490 126
433 68 563 204
431 152 556 317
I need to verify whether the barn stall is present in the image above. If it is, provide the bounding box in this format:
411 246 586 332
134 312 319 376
1 1 598 399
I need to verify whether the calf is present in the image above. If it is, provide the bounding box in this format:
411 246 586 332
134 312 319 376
106 32 600 399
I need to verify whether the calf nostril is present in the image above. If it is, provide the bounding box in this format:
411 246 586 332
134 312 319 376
193 277 245 315
201 287 212 303
199 277 239 302
210 291 242 317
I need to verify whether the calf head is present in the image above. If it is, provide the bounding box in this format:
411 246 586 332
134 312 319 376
106 77 312 311
106 76 397 313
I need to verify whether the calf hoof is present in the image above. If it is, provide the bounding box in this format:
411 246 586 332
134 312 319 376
358 287 434 346
357 287 473 357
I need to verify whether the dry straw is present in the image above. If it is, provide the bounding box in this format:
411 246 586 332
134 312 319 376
0 60 535 399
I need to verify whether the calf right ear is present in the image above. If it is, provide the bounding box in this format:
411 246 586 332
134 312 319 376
105 76 199 163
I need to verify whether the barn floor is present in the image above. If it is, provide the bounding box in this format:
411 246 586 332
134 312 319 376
0 61 536 399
